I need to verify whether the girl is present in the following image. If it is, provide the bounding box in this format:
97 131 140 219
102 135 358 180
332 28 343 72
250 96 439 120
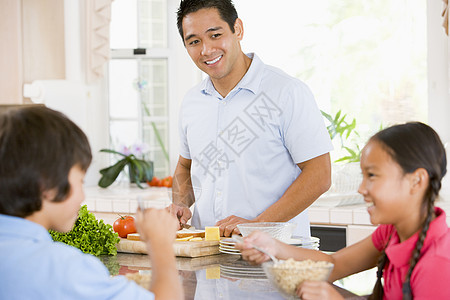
237 122 450 299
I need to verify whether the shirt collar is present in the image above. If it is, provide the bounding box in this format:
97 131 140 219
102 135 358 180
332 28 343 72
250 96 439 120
0 213 52 242
201 53 264 97
386 207 448 267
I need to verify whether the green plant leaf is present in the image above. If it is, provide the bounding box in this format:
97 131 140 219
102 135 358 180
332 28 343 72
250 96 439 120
98 158 128 188
100 149 128 157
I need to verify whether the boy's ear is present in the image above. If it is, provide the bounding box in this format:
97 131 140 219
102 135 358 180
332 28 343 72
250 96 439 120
42 189 57 202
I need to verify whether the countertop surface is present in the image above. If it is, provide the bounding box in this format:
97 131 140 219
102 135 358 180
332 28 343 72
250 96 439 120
100 252 369 300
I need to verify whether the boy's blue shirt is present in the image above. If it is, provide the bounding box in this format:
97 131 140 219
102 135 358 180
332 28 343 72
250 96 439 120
0 214 153 300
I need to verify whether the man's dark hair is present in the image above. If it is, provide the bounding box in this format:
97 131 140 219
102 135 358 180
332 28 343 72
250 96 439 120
0 106 92 217
177 0 238 42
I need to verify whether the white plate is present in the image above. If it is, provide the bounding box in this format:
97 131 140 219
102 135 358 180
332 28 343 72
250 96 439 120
220 238 237 245
219 246 240 253
219 244 238 250
219 248 242 255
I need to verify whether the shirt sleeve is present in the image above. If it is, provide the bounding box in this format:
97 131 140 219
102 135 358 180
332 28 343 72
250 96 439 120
280 79 333 164
371 224 395 251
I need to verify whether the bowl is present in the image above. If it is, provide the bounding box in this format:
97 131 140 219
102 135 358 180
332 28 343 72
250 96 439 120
237 222 296 243
262 259 334 299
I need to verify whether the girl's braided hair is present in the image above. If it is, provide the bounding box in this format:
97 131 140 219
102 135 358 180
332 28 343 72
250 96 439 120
368 122 447 300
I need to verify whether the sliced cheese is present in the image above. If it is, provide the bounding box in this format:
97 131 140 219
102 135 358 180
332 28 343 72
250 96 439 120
127 233 141 241
205 226 220 241
175 236 194 241
189 237 203 242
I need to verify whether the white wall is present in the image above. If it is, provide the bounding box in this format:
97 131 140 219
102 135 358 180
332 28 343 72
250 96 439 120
427 0 450 197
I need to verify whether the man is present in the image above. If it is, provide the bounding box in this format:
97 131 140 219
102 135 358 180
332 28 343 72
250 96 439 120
169 0 332 238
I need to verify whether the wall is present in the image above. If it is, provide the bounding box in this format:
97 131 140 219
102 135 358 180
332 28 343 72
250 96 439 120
427 0 450 196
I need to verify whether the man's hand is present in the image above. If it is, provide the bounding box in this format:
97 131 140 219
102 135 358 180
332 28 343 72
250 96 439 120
135 208 178 245
215 215 255 237
167 203 192 230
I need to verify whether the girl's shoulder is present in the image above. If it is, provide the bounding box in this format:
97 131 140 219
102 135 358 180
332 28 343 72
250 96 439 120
371 224 396 251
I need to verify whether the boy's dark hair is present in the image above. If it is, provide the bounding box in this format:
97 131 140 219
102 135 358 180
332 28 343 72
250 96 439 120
368 122 447 300
177 0 238 42
0 106 92 218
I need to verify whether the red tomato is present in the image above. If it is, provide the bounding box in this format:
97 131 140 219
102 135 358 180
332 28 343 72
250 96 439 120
113 216 137 238
147 176 161 187
161 176 173 187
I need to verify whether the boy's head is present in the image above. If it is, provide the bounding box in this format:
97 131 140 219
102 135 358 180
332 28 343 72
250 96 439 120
177 0 238 43
0 106 92 218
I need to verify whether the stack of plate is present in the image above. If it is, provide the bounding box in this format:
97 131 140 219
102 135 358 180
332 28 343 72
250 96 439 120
220 259 267 279
219 238 241 255
219 236 320 255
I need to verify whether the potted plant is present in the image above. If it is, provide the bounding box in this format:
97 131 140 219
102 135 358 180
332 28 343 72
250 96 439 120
98 143 153 189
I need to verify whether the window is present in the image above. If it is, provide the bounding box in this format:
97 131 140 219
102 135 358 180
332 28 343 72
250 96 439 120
235 0 427 160
109 0 171 178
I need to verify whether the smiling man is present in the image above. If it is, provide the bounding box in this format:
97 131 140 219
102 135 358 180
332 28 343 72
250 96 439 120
169 0 333 238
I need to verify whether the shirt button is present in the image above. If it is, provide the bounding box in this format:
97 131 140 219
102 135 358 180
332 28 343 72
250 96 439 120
217 191 222 196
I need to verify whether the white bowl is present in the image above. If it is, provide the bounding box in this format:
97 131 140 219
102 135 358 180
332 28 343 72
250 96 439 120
262 259 334 299
237 222 296 243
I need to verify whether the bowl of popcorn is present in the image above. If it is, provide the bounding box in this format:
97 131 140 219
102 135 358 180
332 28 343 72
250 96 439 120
237 222 296 243
262 258 334 299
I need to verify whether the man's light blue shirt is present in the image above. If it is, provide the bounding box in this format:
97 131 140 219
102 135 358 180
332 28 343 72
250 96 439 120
179 53 333 237
0 214 154 300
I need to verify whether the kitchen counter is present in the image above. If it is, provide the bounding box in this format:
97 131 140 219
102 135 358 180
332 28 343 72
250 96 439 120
100 252 370 300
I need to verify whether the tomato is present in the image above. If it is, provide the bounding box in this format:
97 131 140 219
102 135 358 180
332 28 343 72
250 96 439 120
113 216 137 238
147 176 161 187
161 176 173 187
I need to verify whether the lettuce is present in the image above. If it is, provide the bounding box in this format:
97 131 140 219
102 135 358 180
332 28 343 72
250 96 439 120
49 205 120 256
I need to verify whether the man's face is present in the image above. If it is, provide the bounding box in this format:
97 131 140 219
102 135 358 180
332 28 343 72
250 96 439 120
182 8 243 83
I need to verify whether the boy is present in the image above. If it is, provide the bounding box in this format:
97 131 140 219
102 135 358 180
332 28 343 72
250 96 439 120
0 106 182 300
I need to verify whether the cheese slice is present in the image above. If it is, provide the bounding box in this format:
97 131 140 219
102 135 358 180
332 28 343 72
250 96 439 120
127 233 141 241
189 237 203 242
205 226 220 241
175 236 194 242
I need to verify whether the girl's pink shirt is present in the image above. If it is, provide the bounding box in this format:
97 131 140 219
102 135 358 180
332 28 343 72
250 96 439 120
372 207 450 299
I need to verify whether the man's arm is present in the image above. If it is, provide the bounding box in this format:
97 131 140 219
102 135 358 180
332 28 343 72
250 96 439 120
172 156 195 207
217 153 331 236
256 152 331 221
168 156 194 227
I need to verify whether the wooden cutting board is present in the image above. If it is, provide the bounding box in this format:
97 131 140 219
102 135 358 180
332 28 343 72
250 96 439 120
116 238 220 258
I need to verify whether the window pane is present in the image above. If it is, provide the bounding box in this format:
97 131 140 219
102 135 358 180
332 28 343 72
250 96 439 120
111 0 167 49
140 59 169 177
110 0 138 48
109 59 139 119
235 0 427 140
110 120 139 147
138 0 167 48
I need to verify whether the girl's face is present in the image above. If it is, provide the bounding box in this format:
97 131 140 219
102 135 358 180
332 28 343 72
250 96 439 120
358 140 418 226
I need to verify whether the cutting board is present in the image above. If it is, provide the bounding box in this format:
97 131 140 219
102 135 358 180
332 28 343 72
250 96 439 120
116 238 220 258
